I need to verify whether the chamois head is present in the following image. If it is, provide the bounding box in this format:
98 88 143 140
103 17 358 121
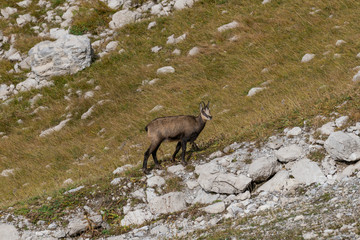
200 101 212 121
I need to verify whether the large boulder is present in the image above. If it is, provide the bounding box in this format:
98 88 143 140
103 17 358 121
248 156 281 182
198 172 252 194
0 224 19 240
148 192 187 214
109 10 140 29
324 131 360 162
29 34 92 77
290 159 326 185
256 170 299 193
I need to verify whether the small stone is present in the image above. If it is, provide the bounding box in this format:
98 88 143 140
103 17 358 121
301 53 315 63
156 66 175 74
217 21 239 32
335 40 346 46
286 127 302 136
275 145 303 163
188 47 200 56
247 87 265 97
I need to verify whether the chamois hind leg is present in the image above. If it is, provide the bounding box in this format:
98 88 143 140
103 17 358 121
152 144 162 169
191 141 200 151
180 139 188 166
143 141 162 174
171 142 181 162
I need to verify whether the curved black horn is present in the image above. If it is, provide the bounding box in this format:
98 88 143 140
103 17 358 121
206 101 210 108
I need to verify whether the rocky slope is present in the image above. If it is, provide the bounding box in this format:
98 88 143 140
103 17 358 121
1 116 360 239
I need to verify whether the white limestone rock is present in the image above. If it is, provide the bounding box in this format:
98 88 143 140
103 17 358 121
174 0 195 10
256 170 299 193
109 10 140 29
247 87 265 97
324 131 360 162
286 127 302 136
290 158 326 185
301 53 315 63
106 41 119 52
107 0 125 9
335 40 346 46
1 7 18 19
248 156 281 182
335 116 349 128
16 14 34 26
29 34 92 77
17 0 32 8
217 21 239 32
318 122 335 135
192 189 219 204
156 66 175 74
275 145 303 163
39 118 71 137
147 21 156 29
202 202 225 214
352 70 360 82
167 165 185 174
148 192 187 214
0 224 19 240
49 28 68 39
1 169 15 177
188 47 200 56
166 33 187 44
149 105 164 112
147 176 165 188
121 209 153 226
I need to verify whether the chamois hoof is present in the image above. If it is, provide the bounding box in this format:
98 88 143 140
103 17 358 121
181 161 187 166
142 168 151 175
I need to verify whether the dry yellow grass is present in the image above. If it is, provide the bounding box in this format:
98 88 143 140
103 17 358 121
1 0 360 206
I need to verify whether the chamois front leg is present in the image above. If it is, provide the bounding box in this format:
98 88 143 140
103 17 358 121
180 139 188 166
191 141 200 151
172 142 181 162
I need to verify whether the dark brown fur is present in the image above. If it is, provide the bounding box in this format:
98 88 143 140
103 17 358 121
142 102 211 174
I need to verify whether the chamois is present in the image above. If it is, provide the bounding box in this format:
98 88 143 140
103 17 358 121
143 101 212 174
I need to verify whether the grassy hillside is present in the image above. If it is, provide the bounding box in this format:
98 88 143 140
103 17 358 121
1 0 360 206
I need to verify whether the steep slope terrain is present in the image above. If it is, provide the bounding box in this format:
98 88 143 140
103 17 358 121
0 0 360 239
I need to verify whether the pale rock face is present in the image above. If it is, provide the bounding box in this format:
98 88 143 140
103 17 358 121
324 131 360 162
109 10 140 29
290 159 326 185
202 202 225 214
174 0 195 10
192 189 219 204
256 170 299 193
275 145 303 163
0 224 19 240
121 209 153 226
217 21 239 32
39 118 71 137
151 4 163 15
29 34 92 77
301 53 315 63
248 156 281 182
148 192 187 214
